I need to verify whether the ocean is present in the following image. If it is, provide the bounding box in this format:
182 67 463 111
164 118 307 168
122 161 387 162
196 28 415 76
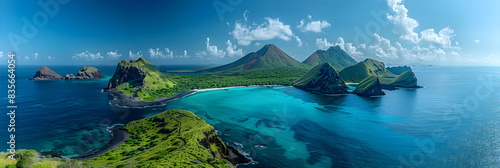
0 65 499 167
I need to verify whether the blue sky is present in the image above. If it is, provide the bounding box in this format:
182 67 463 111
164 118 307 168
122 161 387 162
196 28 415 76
0 0 499 65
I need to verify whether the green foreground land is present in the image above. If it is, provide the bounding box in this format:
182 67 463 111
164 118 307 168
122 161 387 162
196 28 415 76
2 110 242 168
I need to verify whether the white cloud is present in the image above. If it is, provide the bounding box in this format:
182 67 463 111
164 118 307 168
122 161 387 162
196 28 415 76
182 50 189 58
33 53 38 60
368 34 399 59
474 40 480 43
297 16 331 33
294 35 303 47
107 50 122 59
355 34 450 62
226 40 244 57
334 37 345 50
315 37 364 60
206 38 226 57
386 0 458 49
386 0 420 43
0 51 3 58
129 51 142 59
451 51 459 56
47 56 55 60
231 17 301 46
243 10 249 22
25 56 29 60
344 43 364 59
420 27 456 48
198 38 245 58
315 38 334 50
148 48 174 59
73 51 104 60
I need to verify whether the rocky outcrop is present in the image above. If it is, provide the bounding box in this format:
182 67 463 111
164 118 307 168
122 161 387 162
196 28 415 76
65 66 104 79
295 62 348 94
106 57 176 101
353 76 385 97
76 66 104 79
30 66 63 80
107 64 146 89
388 71 421 88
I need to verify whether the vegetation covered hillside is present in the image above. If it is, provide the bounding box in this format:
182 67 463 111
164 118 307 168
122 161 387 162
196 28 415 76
338 58 396 83
86 109 236 168
107 57 176 101
295 62 348 94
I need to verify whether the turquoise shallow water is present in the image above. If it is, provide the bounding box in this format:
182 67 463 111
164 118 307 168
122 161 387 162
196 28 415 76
1 66 499 167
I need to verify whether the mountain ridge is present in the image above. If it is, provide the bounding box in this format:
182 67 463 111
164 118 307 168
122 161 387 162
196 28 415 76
302 46 358 70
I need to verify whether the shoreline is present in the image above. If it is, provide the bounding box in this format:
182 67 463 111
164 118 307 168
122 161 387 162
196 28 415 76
105 85 284 108
72 125 130 160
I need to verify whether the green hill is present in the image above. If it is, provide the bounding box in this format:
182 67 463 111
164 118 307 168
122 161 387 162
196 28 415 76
203 44 310 73
86 109 238 168
295 62 348 94
302 46 358 70
338 58 396 83
339 58 420 89
387 66 413 75
388 71 420 88
353 76 385 97
107 57 176 101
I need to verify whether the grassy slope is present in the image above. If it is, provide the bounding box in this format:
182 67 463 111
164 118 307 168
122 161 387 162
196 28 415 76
85 109 233 168
339 58 396 83
353 75 382 94
295 62 348 94
111 58 176 101
389 70 419 87
386 66 412 75
0 150 87 168
80 66 99 73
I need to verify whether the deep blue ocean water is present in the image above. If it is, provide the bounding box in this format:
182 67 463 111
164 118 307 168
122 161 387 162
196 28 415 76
0 65 499 167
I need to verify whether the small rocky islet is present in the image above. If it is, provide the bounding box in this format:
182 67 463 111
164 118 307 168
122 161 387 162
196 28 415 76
30 66 104 80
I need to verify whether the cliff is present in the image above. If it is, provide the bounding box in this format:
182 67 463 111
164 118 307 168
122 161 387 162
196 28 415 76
107 57 176 101
295 62 348 94
353 76 386 97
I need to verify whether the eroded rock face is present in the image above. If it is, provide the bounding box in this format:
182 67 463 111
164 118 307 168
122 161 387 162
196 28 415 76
353 76 386 97
64 66 104 80
295 62 348 94
76 66 104 79
107 64 147 89
31 66 63 80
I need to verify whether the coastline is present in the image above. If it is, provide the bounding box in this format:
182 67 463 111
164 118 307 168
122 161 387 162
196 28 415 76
72 125 130 160
105 85 284 108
